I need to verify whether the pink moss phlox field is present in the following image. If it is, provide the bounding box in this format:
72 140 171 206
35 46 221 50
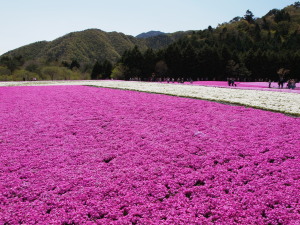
185 81 300 93
0 86 299 224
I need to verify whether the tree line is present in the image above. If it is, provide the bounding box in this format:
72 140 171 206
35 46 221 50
111 5 300 82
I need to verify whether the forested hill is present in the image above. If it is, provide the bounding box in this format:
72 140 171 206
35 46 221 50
2 29 146 64
119 2 300 81
136 31 166 38
1 29 187 64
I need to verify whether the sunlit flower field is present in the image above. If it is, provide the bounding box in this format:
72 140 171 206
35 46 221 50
0 83 299 224
1 80 299 116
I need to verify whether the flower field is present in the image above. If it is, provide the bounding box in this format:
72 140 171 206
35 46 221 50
190 81 300 93
0 80 299 116
0 85 299 224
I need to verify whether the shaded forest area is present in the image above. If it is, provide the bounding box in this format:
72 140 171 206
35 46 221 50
115 3 300 82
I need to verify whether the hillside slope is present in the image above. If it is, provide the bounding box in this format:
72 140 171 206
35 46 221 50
2 29 186 64
117 3 300 81
3 29 149 64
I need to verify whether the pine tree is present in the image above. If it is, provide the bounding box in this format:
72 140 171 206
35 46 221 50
244 10 255 24
102 60 112 79
91 61 102 80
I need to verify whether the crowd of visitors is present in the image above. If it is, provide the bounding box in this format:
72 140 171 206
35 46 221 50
274 77 297 89
129 76 194 83
287 79 296 89
128 75 298 90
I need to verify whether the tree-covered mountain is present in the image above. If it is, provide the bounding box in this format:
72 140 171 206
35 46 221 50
116 2 300 81
1 29 186 65
142 31 191 50
136 31 166 38
2 29 146 64
0 27 189 80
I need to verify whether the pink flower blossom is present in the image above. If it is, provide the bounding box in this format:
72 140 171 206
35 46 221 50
0 86 299 224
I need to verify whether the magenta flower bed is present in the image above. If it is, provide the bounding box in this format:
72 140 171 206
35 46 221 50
191 81 270 88
0 86 299 224
189 81 300 93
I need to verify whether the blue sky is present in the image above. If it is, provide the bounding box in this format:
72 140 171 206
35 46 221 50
0 0 296 55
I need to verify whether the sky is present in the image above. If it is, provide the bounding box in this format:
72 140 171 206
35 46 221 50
0 0 297 55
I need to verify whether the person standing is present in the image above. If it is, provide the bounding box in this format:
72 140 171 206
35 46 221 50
278 76 284 88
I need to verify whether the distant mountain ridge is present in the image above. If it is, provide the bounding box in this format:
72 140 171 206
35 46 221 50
136 31 166 38
2 29 145 64
2 29 187 64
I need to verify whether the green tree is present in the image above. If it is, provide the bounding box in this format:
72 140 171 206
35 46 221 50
24 61 40 73
111 63 127 80
226 60 239 77
274 10 291 23
0 56 19 73
163 44 183 77
102 60 113 79
120 46 143 79
141 48 156 80
90 60 112 79
181 44 199 79
0 66 12 81
41 66 61 80
91 61 102 80
226 60 251 80
13 69 39 81
0 66 11 75
155 60 168 77
244 10 255 24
